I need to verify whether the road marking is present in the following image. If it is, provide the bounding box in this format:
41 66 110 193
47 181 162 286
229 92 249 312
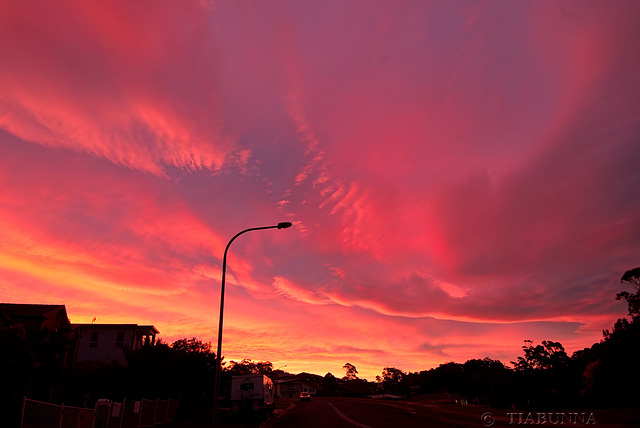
326 402 372 428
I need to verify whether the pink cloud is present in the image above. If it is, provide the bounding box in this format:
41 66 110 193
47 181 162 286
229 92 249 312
0 1 237 174
1 0 639 380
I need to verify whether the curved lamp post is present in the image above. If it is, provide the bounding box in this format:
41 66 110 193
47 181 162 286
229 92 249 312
213 222 292 427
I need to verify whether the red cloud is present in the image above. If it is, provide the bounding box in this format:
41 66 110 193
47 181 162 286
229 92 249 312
1 0 639 380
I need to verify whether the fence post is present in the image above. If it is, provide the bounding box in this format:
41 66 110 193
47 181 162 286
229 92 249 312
20 396 26 428
59 404 63 428
137 399 142 428
119 398 126 428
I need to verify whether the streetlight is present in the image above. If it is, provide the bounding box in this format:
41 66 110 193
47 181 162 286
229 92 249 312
213 222 292 427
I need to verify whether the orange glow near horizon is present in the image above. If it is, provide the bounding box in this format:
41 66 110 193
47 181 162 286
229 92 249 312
1 1 640 381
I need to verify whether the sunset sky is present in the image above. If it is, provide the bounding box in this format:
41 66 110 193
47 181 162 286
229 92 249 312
1 0 640 380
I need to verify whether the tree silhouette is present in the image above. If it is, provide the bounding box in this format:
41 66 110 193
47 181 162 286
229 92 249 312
322 372 338 395
617 267 640 317
171 337 214 355
342 363 358 381
579 267 640 407
224 359 273 376
382 366 404 383
380 367 407 395
512 340 569 372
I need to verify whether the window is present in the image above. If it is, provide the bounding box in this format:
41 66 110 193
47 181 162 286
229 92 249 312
89 332 99 348
116 331 125 347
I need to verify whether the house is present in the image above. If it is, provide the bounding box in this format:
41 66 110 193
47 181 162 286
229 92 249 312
0 303 72 333
275 378 318 398
73 323 159 366
0 303 78 378
1 302 159 370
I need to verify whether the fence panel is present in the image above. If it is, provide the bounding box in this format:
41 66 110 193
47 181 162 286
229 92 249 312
107 401 124 428
78 408 95 428
139 399 156 428
22 399 63 428
121 400 141 428
166 399 179 422
154 399 168 425
61 405 93 428
94 401 112 428
22 397 176 428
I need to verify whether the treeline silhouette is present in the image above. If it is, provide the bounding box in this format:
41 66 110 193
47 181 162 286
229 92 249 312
334 268 640 409
1 268 638 425
361 268 640 409
366 320 638 409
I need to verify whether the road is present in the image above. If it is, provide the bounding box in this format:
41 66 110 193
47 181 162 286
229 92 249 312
263 397 640 428
165 398 640 428
266 397 485 428
164 398 639 428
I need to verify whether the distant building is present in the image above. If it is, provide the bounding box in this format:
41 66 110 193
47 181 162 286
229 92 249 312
73 323 158 366
275 378 318 398
0 303 71 333
0 303 77 378
2 303 160 366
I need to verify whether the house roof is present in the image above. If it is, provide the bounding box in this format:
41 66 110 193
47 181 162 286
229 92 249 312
276 378 316 386
73 323 159 334
0 303 67 319
137 325 159 334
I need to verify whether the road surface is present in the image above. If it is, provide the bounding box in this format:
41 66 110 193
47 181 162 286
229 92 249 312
264 397 640 428
267 397 479 428
165 398 640 427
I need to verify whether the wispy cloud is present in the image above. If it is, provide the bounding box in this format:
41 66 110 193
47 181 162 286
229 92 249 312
1 0 639 379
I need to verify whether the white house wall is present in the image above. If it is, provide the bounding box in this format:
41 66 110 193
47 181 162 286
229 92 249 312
75 327 135 365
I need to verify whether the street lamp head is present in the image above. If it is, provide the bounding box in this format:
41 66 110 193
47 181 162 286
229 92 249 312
277 222 293 229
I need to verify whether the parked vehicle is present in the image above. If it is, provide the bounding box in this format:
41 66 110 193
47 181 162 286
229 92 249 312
299 392 311 402
231 374 275 415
